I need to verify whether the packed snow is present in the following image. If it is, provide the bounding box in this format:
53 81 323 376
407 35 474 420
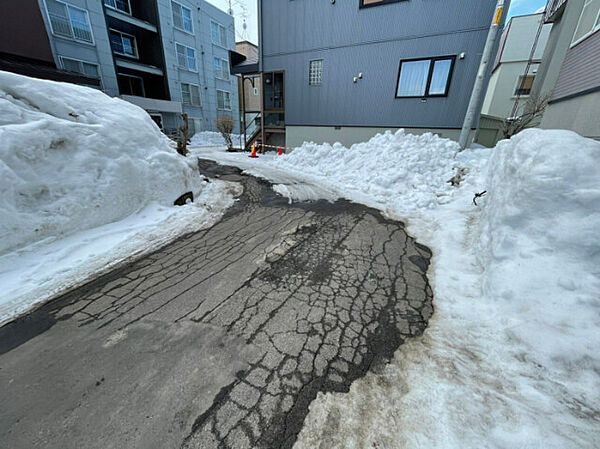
0 71 237 324
189 130 243 148
191 129 600 447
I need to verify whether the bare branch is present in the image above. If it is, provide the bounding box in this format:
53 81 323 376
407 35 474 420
502 93 550 139
216 115 235 152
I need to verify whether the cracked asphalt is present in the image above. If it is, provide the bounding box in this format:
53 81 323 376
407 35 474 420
0 160 433 449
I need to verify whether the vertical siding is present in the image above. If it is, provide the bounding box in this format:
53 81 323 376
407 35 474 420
552 30 600 100
261 0 504 129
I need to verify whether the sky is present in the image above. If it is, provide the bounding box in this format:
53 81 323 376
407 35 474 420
205 0 548 46
506 0 548 20
206 0 258 44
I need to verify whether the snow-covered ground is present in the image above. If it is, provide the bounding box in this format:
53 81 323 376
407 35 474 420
0 72 237 324
190 131 243 148
190 129 600 447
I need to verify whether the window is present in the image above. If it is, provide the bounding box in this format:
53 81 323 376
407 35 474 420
59 56 100 78
45 0 93 43
217 90 231 110
214 57 230 80
118 74 144 96
172 1 193 33
571 0 600 46
109 29 137 58
181 83 201 106
211 21 227 47
175 43 198 71
309 59 323 86
104 0 131 15
189 118 203 136
360 0 403 8
514 75 535 96
395 56 455 98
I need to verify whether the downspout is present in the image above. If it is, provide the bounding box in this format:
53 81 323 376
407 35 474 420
258 0 263 72
258 0 265 147
200 43 208 129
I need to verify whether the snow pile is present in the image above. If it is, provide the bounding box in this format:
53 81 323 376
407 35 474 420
0 72 239 324
0 71 201 255
189 130 243 147
272 130 461 212
478 129 600 375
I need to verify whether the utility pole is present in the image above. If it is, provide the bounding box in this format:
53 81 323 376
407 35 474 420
458 0 505 150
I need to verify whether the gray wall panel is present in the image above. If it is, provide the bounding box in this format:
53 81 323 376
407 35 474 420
552 30 600 100
261 0 504 129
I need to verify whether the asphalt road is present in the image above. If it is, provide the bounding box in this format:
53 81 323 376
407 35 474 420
0 160 433 449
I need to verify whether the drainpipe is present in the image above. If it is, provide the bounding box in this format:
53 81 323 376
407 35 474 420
258 0 263 72
459 0 505 150
258 0 265 147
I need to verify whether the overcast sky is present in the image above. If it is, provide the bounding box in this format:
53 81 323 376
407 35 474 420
205 0 548 46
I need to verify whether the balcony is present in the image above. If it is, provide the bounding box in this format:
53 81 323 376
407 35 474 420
103 0 159 32
104 8 157 33
121 95 182 113
544 0 567 23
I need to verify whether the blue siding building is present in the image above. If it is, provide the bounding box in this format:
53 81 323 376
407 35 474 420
239 0 509 148
35 0 239 135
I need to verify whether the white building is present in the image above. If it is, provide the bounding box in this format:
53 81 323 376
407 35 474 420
481 13 552 119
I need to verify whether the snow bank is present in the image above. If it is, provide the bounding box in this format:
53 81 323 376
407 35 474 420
0 71 199 254
0 180 238 325
189 130 243 148
272 130 461 212
191 128 600 447
478 129 600 374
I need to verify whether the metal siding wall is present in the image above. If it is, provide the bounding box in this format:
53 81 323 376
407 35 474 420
552 30 600 100
261 0 500 128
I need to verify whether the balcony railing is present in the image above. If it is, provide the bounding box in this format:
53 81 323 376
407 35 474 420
544 0 567 22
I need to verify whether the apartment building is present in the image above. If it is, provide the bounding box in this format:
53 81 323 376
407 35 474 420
232 0 508 149
0 0 100 87
531 0 600 139
25 0 239 134
481 13 552 119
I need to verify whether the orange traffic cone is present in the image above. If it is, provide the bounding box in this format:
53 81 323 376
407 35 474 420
278 146 283 156
250 143 258 158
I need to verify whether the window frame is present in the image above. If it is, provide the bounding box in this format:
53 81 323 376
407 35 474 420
171 0 194 34
359 0 404 9
104 0 131 16
214 57 230 81
216 89 232 111
210 21 228 48
109 28 138 58
571 0 600 47
181 82 202 106
175 42 198 72
117 72 145 97
59 56 101 78
44 0 95 45
513 74 535 97
395 55 456 99
309 59 324 86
